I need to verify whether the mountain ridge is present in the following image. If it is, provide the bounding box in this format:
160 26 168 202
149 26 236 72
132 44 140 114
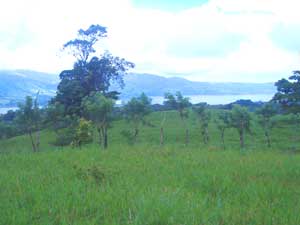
0 70 276 107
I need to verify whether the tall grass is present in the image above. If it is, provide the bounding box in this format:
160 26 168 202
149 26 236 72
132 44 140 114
1 110 300 224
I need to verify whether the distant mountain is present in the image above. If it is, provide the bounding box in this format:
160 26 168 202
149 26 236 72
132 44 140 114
112 73 276 98
0 70 276 107
0 70 59 107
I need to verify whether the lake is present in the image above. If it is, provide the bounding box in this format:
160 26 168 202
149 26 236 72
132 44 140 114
119 94 274 105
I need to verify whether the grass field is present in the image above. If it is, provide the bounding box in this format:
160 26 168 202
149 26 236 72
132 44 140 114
1 110 300 224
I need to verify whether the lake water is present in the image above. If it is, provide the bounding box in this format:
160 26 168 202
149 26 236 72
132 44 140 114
119 94 274 105
0 94 274 114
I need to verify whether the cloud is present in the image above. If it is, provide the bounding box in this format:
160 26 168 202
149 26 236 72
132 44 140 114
0 0 300 82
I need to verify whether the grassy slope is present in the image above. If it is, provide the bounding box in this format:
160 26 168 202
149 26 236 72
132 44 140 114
1 111 300 224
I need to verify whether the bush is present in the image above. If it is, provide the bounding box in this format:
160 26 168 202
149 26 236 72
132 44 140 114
51 127 76 146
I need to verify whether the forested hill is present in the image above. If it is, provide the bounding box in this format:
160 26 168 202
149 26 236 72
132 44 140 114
0 70 276 107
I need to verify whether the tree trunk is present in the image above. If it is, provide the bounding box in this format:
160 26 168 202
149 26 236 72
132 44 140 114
265 131 271 148
185 128 189 146
133 128 139 143
239 129 245 148
203 127 209 144
103 127 108 149
28 131 36 152
160 127 164 146
221 129 225 150
36 130 40 151
97 127 102 147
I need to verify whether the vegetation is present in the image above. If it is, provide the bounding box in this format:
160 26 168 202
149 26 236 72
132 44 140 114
193 103 211 145
1 110 300 224
1 23 300 224
82 92 114 149
122 93 152 144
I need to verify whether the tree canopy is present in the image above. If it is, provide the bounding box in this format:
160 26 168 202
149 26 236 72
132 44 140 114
273 71 300 114
53 24 134 117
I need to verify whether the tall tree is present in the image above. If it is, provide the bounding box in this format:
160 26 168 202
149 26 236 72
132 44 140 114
123 93 152 144
53 24 134 117
273 71 300 114
231 105 251 149
193 103 211 145
82 92 114 149
164 92 191 146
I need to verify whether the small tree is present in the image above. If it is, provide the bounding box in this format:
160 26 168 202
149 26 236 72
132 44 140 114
82 92 114 149
256 103 277 148
231 105 251 149
164 92 191 146
123 93 152 144
193 103 211 144
215 110 232 150
72 118 93 148
16 95 41 152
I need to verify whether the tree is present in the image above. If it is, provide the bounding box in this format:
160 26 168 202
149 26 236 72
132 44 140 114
273 71 300 114
72 118 93 148
193 103 211 144
231 105 251 149
215 110 232 150
256 103 277 148
160 111 167 146
53 24 134 117
15 95 41 152
123 93 152 144
45 102 66 132
164 92 191 146
82 92 114 149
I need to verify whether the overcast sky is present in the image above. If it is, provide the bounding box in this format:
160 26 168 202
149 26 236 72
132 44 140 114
1 0 300 82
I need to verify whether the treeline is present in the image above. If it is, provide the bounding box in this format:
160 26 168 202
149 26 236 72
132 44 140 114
0 24 300 152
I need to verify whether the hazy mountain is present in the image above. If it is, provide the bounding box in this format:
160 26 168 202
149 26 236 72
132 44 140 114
113 73 276 98
0 70 59 107
0 70 276 107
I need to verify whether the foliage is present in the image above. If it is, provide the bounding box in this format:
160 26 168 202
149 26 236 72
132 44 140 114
54 24 134 117
72 118 93 148
164 92 191 145
164 92 191 120
273 71 300 114
63 24 107 63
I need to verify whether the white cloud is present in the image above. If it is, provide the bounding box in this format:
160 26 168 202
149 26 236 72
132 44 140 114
0 0 300 82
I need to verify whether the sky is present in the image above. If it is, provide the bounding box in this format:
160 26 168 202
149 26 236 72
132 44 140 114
1 0 300 82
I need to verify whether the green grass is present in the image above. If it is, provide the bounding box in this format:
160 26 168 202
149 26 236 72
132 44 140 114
1 110 300 224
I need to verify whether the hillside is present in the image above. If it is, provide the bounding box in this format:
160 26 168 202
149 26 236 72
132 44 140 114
0 70 59 107
1 110 300 224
